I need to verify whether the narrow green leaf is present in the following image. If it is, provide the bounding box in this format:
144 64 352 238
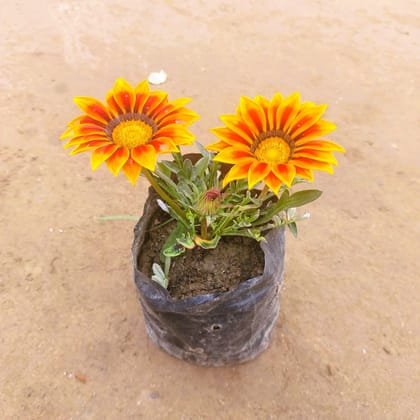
288 222 298 238
286 189 322 208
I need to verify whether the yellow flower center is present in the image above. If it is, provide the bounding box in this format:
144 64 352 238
254 137 290 164
112 120 153 148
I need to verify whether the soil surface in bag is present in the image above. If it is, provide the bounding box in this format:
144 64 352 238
138 208 265 299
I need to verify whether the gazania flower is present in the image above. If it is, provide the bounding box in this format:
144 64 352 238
61 78 199 184
207 93 345 194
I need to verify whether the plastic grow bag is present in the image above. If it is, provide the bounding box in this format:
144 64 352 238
132 191 285 367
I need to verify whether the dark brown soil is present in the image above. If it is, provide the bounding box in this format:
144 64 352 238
137 209 265 299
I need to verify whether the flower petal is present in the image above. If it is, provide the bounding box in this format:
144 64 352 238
64 134 108 149
278 92 301 133
291 157 334 174
213 147 254 164
69 140 110 155
73 97 111 124
156 108 200 126
134 80 151 113
295 166 314 181
90 144 119 170
106 147 130 175
154 125 195 145
222 160 254 187
295 120 336 142
122 158 142 184
268 93 283 130
294 140 346 152
239 96 267 135
111 78 135 113
210 127 252 148
292 149 338 165
290 104 328 138
272 164 296 187
205 140 231 152
248 161 270 189
220 115 255 144
149 137 180 154
263 172 283 195
142 91 168 117
131 144 157 171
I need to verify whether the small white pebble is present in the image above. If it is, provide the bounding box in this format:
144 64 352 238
362 348 367 354
148 70 167 85
58 229 64 233
49 228 54 232
391 143 398 149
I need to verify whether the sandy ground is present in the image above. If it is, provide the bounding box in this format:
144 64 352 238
1 0 419 418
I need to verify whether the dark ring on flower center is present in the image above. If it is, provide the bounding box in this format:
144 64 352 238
105 113 157 140
251 129 295 154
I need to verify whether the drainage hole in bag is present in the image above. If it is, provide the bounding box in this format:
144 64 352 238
211 324 222 331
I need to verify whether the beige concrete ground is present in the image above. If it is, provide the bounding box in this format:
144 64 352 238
1 0 419 418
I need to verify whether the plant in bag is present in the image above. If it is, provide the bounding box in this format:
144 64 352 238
61 78 345 365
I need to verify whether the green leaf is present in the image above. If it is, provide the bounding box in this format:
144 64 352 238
286 189 322 208
182 158 193 178
196 141 211 159
161 222 188 259
254 189 290 226
159 160 180 174
151 263 169 288
177 235 195 249
194 235 221 249
162 243 186 257
288 221 298 238
194 155 210 178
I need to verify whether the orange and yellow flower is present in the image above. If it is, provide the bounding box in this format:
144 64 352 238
207 93 345 194
61 78 199 184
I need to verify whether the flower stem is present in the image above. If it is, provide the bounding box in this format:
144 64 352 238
258 185 269 200
143 169 187 223
200 217 208 239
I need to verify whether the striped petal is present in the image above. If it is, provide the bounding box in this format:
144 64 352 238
295 120 336 142
149 137 180 154
213 147 254 164
106 147 130 175
142 91 168 117
272 164 296 187
210 127 252 148
294 140 345 152
64 134 108 149
158 109 200 127
131 144 157 171
263 172 283 195
122 158 142 185
295 166 314 181
239 96 267 134
290 104 328 138
279 92 301 133
69 140 110 155
248 162 270 189
73 97 111 124
90 144 119 170
222 160 254 187
220 115 255 144
292 157 334 174
153 97 192 122
292 149 338 165
111 78 135 113
133 80 151 113
268 93 283 130
206 140 231 152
